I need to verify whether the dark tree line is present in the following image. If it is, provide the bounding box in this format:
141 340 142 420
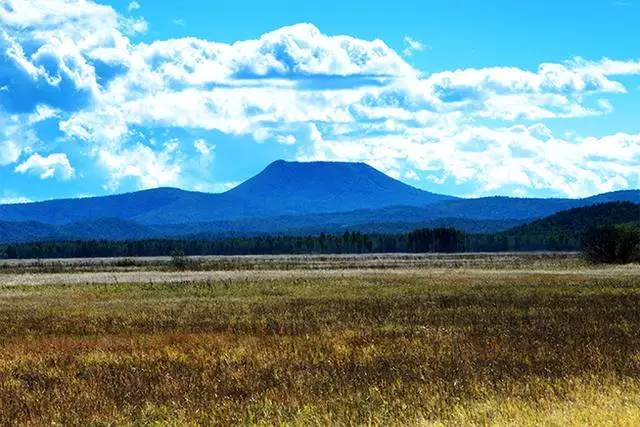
0 229 461 259
1 224 638 263
581 224 640 264
407 228 466 253
0 231 413 259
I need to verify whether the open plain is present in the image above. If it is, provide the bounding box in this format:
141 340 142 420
1 253 640 425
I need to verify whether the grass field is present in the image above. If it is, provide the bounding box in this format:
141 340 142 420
1 253 640 425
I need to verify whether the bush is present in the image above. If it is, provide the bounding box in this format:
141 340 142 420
114 258 137 267
170 249 189 270
582 224 640 264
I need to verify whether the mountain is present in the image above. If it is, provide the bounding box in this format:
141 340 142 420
3 203 637 258
475 201 640 251
0 219 156 244
0 216 527 244
0 159 639 244
226 160 456 213
132 161 458 224
0 188 189 225
0 200 637 245
0 161 455 225
60 218 158 241
385 190 638 222
0 221 59 243
501 201 640 237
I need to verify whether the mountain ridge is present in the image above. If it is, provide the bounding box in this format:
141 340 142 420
0 160 638 241
483 201 640 251
1 202 637 249
0 160 457 225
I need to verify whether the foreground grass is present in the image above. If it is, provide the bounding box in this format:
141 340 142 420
1 259 640 425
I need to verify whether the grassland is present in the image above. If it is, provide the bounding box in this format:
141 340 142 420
1 253 640 425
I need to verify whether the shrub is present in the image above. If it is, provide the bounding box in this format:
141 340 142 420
582 224 640 264
170 249 189 270
114 258 137 267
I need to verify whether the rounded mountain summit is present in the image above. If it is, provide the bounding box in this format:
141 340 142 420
227 160 456 213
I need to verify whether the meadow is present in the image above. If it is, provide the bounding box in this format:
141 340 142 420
1 253 640 425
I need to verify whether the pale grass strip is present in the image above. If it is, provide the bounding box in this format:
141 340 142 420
1 265 639 287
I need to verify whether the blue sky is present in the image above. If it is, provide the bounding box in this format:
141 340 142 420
1 0 639 203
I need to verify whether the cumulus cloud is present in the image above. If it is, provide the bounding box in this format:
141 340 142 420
98 143 181 190
301 121 640 198
0 0 137 113
2 0 640 196
420 61 628 120
14 153 75 179
127 1 140 12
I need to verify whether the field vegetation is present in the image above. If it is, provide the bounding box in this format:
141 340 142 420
1 254 639 425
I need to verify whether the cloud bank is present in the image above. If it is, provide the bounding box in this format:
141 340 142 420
0 0 639 197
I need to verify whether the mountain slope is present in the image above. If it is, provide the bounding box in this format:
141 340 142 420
1 202 638 246
0 160 638 233
502 202 640 236
421 195 633 221
0 161 456 225
473 202 640 251
226 160 456 213
0 216 525 244
0 188 188 225
0 221 60 243
132 161 458 224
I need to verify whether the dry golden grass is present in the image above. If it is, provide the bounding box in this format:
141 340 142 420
1 254 639 425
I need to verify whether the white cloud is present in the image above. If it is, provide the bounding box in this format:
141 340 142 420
300 122 640 198
14 153 75 180
403 36 425 57
128 1 140 12
419 61 628 120
2 0 640 196
98 143 181 190
0 0 137 113
68 52 634 152
120 16 148 35
0 190 33 205
404 169 420 181
0 196 32 205
28 105 61 124
0 140 22 166
574 57 640 76
50 16 640 144
194 139 214 157
193 181 240 193
276 135 297 145
0 111 41 166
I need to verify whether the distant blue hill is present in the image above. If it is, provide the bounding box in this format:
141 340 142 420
0 216 528 244
227 160 456 213
0 160 638 243
0 160 456 225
